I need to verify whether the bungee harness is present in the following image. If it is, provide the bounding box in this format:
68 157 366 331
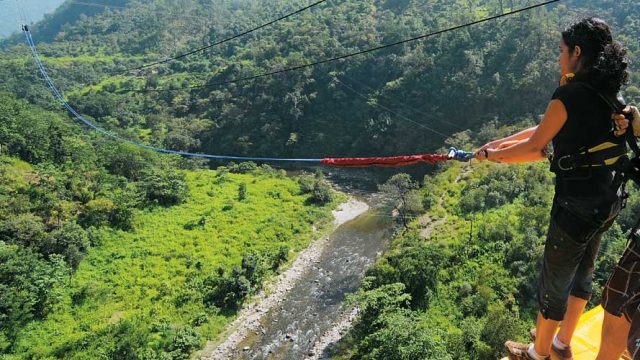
549 76 639 177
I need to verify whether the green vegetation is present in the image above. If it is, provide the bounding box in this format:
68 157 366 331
1 0 640 358
7 169 337 359
1 0 638 160
334 151 635 359
0 91 340 358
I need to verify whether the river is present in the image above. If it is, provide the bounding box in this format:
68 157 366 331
205 168 398 360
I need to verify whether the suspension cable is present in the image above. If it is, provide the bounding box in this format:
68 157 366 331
117 0 560 93
333 76 449 139
338 73 466 131
21 27 322 163
120 0 329 74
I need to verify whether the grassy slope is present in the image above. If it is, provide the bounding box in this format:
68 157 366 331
8 168 340 359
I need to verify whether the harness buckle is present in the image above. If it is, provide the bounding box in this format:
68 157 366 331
556 155 576 171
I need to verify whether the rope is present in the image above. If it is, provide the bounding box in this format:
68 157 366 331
322 153 449 167
119 0 560 93
337 74 466 131
120 0 329 74
333 76 449 139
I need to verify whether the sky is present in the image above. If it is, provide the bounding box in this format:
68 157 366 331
0 0 66 38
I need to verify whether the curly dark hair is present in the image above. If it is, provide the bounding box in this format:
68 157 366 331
562 17 629 94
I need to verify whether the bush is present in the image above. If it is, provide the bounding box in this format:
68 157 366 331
0 242 67 343
228 161 257 174
139 168 188 206
41 222 90 269
203 267 251 310
349 283 411 338
356 311 452 360
105 318 150 360
458 166 533 213
238 183 247 201
81 198 115 228
0 214 46 248
298 175 316 194
109 190 137 230
310 180 333 204
270 245 289 270
168 326 200 359
480 303 528 360
98 143 157 181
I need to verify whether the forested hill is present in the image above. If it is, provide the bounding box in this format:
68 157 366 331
1 1 640 358
1 0 638 163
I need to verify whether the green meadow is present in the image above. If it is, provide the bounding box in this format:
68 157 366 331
8 168 342 359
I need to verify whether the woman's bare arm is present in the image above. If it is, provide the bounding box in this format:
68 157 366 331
486 100 567 163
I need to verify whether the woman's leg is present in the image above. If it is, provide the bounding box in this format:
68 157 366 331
557 295 589 344
534 200 608 353
534 312 560 356
559 218 612 345
516 204 587 357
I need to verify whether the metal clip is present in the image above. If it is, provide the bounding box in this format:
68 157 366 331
556 155 575 171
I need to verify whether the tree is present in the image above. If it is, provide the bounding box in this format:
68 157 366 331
41 222 90 270
480 303 528 360
356 311 452 360
238 183 247 201
139 168 188 206
0 214 46 248
203 267 251 310
349 282 411 338
310 180 333 205
379 173 422 227
0 242 67 346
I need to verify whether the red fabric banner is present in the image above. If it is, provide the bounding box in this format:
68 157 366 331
320 154 449 167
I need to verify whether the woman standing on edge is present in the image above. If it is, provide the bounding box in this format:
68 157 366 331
475 17 631 360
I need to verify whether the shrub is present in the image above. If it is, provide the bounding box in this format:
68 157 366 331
139 168 188 206
310 180 333 204
298 175 315 194
168 326 200 359
41 222 90 269
0 214 46 248
81 198 115 228
228 161 257 174
203 267 251 310
238 183 247 201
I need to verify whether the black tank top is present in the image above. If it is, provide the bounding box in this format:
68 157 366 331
550 81 623 198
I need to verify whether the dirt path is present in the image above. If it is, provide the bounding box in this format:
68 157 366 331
201 198 369 360
419 165 471 239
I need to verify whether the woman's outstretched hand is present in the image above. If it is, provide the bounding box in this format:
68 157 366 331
474 147 491 161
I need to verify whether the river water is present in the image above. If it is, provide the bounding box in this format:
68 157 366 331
233 170 396 359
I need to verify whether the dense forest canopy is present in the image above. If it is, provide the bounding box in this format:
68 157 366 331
1 0 640 358
1 0 638 161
